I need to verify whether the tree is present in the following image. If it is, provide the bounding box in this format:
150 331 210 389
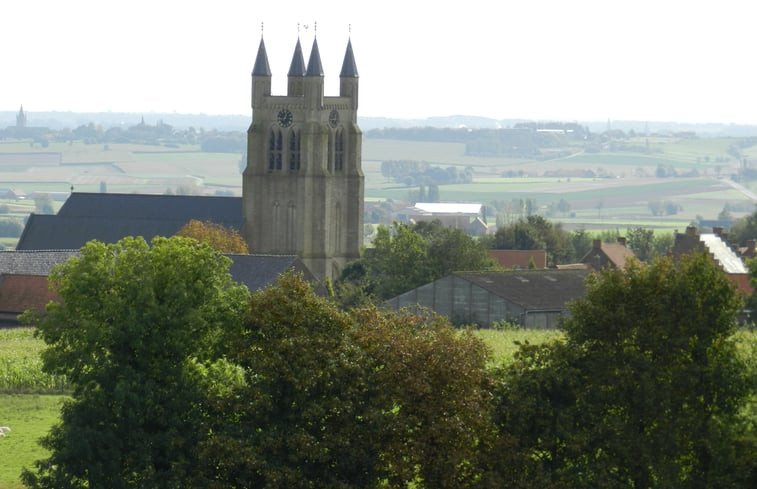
352 306 492 489
175 219 249 253
21 236 249 489
493 215 574 266
626 226 654 262
199 271 381 489
337 221 495 304
493 252 754 488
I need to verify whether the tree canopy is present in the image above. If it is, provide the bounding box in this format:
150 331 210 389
492 252 755 488
21 236 249 489
175 219 249 254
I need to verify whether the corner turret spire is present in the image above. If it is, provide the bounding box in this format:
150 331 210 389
252 37 272 76
340 39 358 78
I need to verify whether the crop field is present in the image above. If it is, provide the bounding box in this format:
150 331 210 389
1 134 756 245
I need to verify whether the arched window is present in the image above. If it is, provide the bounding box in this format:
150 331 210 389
268 128 283 171
334 128 345 172
288 128 300 171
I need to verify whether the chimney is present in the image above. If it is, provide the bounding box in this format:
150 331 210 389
593 239 602 250
713 226 723 237
686 226 697 237
617 237 627 247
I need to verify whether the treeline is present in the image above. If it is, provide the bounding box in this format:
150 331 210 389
1 121 246 153
21 236 757 488
366 122 590 158
381 160 473 186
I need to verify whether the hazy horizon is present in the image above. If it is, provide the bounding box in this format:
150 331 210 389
4 0 757 125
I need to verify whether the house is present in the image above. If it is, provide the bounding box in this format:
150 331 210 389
397 202 489 235
0 250 316 326
488 249 547 269
384 269 590 329
671 226 752 295
580 238 635 270
16 192 242 250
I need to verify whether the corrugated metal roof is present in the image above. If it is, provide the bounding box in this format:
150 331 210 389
409 202 482 215
700 234 748 273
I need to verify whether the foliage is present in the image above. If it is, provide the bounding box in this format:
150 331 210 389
0 218 24 237
729 205 757 246
19 236 249 489
493 252 756 488
337 220 496 304
352 307 492 488
198 271 379 489
491 215 574 266
175 219 249 253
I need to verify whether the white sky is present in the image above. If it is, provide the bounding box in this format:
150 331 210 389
2 0 756 124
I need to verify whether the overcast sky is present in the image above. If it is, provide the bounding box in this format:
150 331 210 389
3 0 756 124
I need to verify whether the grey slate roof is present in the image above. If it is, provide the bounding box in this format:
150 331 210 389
227 254 317 292
0 250 313 294
306 38 324 76
0 250 79 275
288 38 306 76
16 193 242 251
340 39 359 77
252 37 272 76
455 269 590 310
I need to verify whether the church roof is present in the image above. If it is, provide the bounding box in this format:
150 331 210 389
340 39 358 77
252 37 272 76
306 38 324 76
16 193 242 250
288 38 306 76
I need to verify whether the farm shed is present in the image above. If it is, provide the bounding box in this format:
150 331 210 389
384 269 590 329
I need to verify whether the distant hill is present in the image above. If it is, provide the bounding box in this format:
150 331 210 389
3 111 757 137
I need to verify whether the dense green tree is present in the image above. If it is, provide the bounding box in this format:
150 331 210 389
21 236 249 489
199 271 380 489
626 226 654 262
729 205 757 245
493 252 755 488
352 306 492 488
336 221 496 304
492 215 574 266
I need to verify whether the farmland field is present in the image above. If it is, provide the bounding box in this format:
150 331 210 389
1 134 756 249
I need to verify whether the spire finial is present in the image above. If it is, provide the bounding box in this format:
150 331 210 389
260 22 264 37
314 21 317 36
297 22 300 35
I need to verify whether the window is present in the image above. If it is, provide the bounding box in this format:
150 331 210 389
288 128 300 171
268 128 283 171
334 128 345 172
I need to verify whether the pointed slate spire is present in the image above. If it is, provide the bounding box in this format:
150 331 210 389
305 38 324 77
252 37 272 76
340 39 358 78
288 38 306 77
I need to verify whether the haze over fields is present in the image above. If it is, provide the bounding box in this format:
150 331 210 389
3 0 757 125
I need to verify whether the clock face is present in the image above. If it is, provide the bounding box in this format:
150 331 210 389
329 109 339 128
277 109 293 128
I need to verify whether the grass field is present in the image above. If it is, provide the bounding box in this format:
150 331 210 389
0 395 66 489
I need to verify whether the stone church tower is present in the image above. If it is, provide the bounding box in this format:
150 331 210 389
242 34 364 282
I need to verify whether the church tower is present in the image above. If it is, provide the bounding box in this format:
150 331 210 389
242 34 364 282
